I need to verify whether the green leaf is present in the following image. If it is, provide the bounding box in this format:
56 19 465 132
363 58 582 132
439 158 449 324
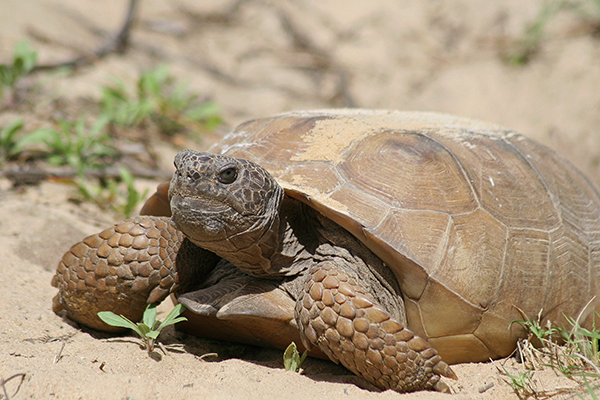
0 118 24 157
12 57 24 82
97 311 146 339
143 303 158 329
158 316 188 331
298 348 308 364
15 127 57 148
157 303 187 330
283 342 307 372
137 323 151 336
146 331 160 340
283 342 295 370
185 102 220 121
97 311 138 330
13 41 37 74
0 65 8 83
118 166 147 218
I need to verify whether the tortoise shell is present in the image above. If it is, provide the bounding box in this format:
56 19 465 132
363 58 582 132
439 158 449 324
193 109 600 364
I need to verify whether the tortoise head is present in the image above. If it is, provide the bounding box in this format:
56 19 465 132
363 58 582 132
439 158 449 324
169 150 284 253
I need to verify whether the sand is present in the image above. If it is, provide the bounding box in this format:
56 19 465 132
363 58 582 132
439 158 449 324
1 0 599 398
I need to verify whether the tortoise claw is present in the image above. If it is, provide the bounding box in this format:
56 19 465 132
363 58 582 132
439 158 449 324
434 361 458 380
433 380 452 393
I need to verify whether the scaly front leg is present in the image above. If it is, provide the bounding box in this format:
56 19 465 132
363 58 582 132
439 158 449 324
51 216 218 331
295 262 457 393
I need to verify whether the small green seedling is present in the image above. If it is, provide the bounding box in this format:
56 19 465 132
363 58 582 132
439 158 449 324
283 342 307 372
117 166 149 218
75 167 148 218
0 118 25 165
0 40 37 106
498 364 536 399
500 308 600 398
98 303 187 352
505 0 565 66
22 116 115 173
100 65 222 135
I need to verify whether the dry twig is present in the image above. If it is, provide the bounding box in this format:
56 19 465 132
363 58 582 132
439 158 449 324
31 0 139 72
1 166 172 185
1 373 26 400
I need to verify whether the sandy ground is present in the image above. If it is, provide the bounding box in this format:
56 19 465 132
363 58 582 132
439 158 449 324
1 0 600 399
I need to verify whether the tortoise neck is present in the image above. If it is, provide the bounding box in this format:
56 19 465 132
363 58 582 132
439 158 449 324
211 195 317 278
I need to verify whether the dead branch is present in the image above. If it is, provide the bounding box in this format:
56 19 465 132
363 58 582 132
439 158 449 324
1 373 26 400
1 166 172 185
276 9 356 107
31 0 139 72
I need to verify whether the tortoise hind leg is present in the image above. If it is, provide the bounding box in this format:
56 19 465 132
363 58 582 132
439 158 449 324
295 262 457 393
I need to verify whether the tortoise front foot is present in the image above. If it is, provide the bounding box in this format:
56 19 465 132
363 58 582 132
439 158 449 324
51 216 182 331
295 263 457 393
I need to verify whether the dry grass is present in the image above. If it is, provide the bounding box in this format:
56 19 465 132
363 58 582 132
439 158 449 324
497 303 600 399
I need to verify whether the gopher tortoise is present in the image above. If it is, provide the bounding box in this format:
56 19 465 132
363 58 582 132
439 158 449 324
52 109 600 393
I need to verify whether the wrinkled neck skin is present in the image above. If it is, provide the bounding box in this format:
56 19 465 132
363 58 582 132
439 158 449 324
172 182 284 276
182 191 316 278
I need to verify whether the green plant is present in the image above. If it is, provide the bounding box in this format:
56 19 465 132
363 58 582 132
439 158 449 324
118 167 149 218
503 0 600 66
499 309 600 398
505 0 566 66
98 303 187 352
0 40 37 106
564 0 600 35
100 65 221 135
564 314 600 370
74 176 118 210
23 116 115 173
0 118 26 165
498 364 536 399
580 376 600 399
101 78 155 127
283 342 307 372
75 167 149 218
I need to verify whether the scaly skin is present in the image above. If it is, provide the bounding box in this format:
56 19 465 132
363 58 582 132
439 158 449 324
52 149 457 392
52 216 181 331
297 263 456 392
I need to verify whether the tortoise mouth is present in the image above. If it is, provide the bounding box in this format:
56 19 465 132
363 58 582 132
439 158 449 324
171 193 232 214
172 188 252 215
170 194 236 230
170 194 234 243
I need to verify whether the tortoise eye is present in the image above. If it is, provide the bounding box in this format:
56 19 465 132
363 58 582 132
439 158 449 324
218 166 238 184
